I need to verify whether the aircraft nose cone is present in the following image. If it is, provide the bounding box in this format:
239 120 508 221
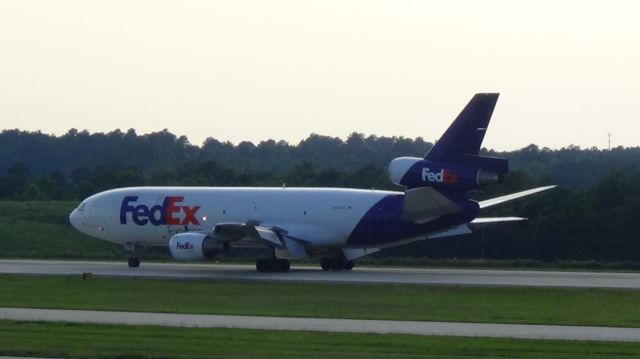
69 208 80 229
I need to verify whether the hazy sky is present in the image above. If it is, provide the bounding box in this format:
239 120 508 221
1 0 639 150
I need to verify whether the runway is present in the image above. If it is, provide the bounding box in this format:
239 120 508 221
2 307 640 342
2 259 640 288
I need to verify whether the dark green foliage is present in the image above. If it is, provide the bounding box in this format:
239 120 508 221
2 321 638 359
2 128 640 262
2 128 640 189
0 128 432 177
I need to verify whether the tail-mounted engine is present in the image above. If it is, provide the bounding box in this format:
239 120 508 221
168 232 229 261
388 155 507 191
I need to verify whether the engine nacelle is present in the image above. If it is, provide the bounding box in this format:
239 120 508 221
388 157 504 191
168 232 229 261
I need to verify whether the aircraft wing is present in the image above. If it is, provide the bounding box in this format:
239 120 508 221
213 222 283 246
212 222 309 259
477 185 556 209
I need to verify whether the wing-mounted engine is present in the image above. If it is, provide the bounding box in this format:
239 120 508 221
168 232 229 261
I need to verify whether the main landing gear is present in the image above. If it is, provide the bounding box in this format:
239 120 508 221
127 256 140 268
256 245 291 272
256 258 291 272
320 257 354 271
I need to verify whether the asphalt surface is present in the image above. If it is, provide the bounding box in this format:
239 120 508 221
2 307 640 342
2 259 640 288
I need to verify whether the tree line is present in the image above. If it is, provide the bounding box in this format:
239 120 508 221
1 128 640 262
3 128 640 189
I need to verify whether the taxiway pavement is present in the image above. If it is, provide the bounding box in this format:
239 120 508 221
2 307 640 342
1 259 640 288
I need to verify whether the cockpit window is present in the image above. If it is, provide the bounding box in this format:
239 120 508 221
77 202 86 212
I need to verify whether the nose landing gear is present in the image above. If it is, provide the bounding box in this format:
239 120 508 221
124 243 141 268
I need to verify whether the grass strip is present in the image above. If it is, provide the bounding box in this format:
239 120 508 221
2 275 640 327
0 201 125 259
1 320 639 359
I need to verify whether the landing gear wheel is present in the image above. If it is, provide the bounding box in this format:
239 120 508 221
321 257 332 271
321 257 354 271
256 258 269 272
256 258 290 272
127 257 140 268
277 259 291 272
330 257 345 270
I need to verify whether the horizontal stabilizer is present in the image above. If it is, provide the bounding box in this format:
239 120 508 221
469 217 528 230
402 187 462 223
428 224 472 239
471 217 528 224
478 185 556 209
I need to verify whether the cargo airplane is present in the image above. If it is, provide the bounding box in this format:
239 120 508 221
70 93 554 272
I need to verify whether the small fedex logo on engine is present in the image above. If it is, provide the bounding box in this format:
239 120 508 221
120 196 201 226
176 241 194 250
422 168 459 184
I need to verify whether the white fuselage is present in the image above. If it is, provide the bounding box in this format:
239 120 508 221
70 186 400 249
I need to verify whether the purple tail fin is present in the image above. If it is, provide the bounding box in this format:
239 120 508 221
425 93 499 161
425 93 507 175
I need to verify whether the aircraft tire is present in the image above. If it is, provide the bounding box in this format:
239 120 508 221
127 257 140 268
320 257 332 271
344 261 355 270
330 257 345 270
321 257 353 271
256 258 269 272
278 259 291 272
256 258 290 272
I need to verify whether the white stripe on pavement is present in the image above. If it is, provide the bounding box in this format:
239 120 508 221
2 307 640 342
